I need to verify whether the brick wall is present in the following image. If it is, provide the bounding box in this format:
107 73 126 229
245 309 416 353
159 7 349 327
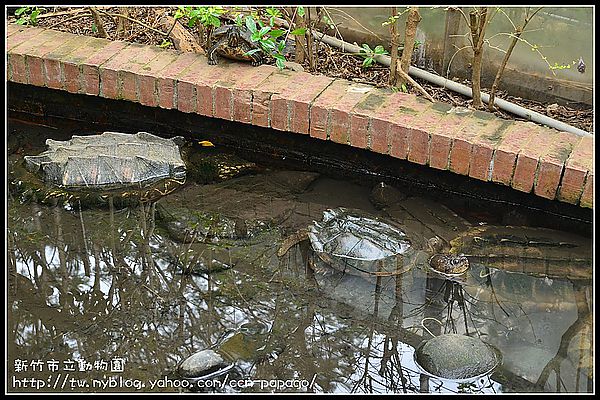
6 24 593 208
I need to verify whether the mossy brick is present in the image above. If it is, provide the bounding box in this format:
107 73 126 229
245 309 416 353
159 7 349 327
400 108 447 165
137 50 180 107
445 111 497 176
117 44 164 102
154 52 199 109
7 22 37 39
79 40 129 96
174 56 216 115
490 122 538 186
231 65 277 124
51 36 102 94
282 73 332 136
579 173 593 208
534 131 581 200
250 67 294 128
7 25 53 52
350 114 370 149
428 112 468 170
355 91 419 155
210 62 274 121
557 136 592 204
326 82 373 145
270 71 331 133
511 126 559 194
468 119 512 181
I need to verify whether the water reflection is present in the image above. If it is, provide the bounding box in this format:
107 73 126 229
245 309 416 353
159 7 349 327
7 125 593 394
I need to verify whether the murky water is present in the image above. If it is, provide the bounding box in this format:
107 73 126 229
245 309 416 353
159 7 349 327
7 120 593 393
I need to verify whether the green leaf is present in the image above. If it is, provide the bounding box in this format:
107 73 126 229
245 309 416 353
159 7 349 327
290 27 307 36
269 29 285 38
276 58 285 70
258 26 271 37
91 22 97 33
297 6 305 17
245 15 257 33
361 43 372 53
15 7 29 16
277 40 286 52
15 17 26 25
266 7 282 18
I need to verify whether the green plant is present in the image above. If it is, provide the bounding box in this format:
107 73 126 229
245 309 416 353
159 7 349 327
243 15 287 70
359 44 388 68
14 6 45 26
175 6 226 28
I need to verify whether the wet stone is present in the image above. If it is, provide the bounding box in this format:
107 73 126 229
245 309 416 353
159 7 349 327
414 334 502 380
178 349 230 379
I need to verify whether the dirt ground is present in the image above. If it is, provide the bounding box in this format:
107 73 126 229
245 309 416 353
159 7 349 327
12 6 593 133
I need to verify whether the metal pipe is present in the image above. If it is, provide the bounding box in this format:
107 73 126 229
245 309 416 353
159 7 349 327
313 31 592 138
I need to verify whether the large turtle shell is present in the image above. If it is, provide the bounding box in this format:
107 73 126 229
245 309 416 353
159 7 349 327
307 208 414 277
24 131 186 190
414 334 502 381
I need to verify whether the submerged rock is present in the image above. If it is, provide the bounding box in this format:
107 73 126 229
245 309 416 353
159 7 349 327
414 334 502 380
178 349 232 379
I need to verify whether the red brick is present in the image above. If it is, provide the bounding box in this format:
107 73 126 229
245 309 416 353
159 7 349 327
468 120 512 181
579 173 593 208
369 118 391 154
248 67 295 127
490 122 537 185
8 53 27 83
429 133 453 170
350 114 370 149
7 26 59 53
310 79 356 144
78 40 128 96
290 74 333 135
534 131 581 200
99 43 155 101
557 136 592 204
389 124 410 159
511 126 559 193
231 65 277 124
154 52 199 109
137 51 180 107
449 138 472 175
7 25 45 50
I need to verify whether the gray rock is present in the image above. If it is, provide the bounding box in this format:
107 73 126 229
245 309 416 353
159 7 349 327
414 334 502 380
178 349 228 378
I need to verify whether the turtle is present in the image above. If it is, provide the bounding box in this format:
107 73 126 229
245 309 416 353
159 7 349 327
414 333 502 381
447 224 593 280
10 132 259 207
13 131 187 207
207 24 263 66
277 207 470 282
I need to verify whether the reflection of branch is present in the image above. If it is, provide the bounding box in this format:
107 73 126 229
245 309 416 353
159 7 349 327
534 282 591 390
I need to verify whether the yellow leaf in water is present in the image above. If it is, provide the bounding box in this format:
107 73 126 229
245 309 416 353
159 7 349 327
198 140 215 147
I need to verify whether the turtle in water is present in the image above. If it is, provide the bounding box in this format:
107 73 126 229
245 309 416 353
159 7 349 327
414 333 502 381
277 207 469 281
10 131 259 207
11 131 187 207
207 24 263 66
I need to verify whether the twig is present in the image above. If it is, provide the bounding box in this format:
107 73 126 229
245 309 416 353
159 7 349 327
95 9 168 36
46 12 92 30
397 64 435 102
89 7 108 38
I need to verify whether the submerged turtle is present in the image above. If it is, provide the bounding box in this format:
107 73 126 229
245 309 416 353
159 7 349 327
178 349 235 381
278 207 469 281
414 334 502 381
207 24 263 66
14 131 186 206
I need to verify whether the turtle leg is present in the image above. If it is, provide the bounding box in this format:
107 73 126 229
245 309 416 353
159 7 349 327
250 53 263 67
207 37 227 65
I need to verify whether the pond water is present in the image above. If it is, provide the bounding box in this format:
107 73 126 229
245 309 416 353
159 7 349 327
7 119 593 393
